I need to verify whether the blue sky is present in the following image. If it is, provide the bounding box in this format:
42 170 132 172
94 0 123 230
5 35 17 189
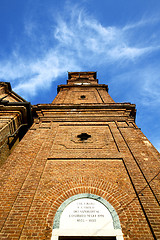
0 0 160 151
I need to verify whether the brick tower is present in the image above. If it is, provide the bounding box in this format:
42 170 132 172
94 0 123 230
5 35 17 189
0 72 160 240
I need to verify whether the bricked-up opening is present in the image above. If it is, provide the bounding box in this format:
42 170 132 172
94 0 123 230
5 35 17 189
59 237 116 240
80 95 86 99
77 133 91 141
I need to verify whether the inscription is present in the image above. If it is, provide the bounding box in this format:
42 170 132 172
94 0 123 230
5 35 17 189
60 198 114 229
69 201 104 223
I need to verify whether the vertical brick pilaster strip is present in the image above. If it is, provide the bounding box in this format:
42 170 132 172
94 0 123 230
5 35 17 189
114 121 160 240
0 123 57 239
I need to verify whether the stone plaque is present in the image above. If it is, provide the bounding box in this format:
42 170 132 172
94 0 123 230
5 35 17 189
60 198 114 229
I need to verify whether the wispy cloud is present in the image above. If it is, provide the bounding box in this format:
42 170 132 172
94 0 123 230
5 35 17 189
123 16 160 31
140 66 160 105
110 65 160 106
54 10 158 62
0 3 160 100
13 51 81 96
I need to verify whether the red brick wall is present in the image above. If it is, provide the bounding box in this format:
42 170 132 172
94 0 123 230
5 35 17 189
0 111 23 165
0 73 160 239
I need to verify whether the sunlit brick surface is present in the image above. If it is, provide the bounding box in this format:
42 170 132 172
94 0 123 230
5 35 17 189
0 73 160 239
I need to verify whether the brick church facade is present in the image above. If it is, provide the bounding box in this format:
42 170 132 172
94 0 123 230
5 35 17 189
0 72 160 239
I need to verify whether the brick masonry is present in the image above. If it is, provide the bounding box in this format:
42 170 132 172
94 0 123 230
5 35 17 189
0 72 160 239
0 82 31 165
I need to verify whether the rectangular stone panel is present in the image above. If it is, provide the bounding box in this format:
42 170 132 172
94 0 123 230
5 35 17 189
49 124 119 158
64 90 101 104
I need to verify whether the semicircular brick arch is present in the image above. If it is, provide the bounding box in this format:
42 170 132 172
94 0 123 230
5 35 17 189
43 178 137 235
21 177 142 239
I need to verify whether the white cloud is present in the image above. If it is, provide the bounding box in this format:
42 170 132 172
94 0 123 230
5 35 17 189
156 143 160 153
0 5 160 100
13 51 81 97
110 64 160 106
123 16 160 31
140 67 160 105
107 46 156 60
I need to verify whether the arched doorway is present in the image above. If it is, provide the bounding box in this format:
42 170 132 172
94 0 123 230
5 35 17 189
52 194 124 240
